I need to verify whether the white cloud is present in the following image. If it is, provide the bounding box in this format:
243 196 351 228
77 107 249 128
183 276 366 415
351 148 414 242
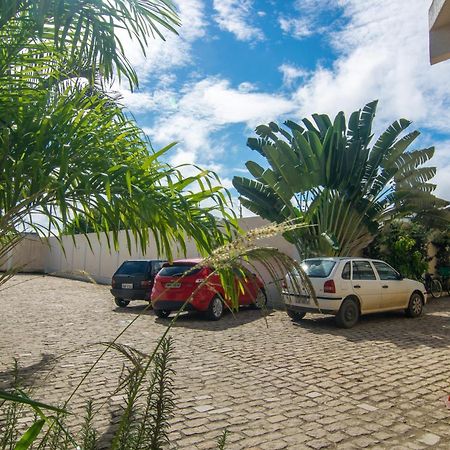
238 81 258 92
156 73 177 88
427 139 450 201
279 17 313 39
141 77 295 168
173 78 293 125
294 1 450 124
118 88 178 114
279 63 309 87
290 0 450 199
293 0 337 13
434 164 450 201
279 0 338 39
213 0 264 41
115 0 206 83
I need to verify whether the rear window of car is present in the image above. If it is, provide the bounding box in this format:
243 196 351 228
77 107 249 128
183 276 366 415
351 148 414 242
115 261 149 276
151 261 166 275
301 259 336 278
158 264 202 277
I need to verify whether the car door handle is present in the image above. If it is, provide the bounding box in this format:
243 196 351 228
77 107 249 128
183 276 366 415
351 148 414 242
382 285 388 289
354 285 361 289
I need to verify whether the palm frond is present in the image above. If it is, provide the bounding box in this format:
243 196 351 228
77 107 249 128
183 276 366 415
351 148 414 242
234 101 445 257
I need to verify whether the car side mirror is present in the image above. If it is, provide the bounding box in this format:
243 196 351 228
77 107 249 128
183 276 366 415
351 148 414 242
396 273 403 280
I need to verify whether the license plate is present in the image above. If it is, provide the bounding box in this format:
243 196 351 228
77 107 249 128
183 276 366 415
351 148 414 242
166 282 181 288
294 295 310 305
122 283 133 289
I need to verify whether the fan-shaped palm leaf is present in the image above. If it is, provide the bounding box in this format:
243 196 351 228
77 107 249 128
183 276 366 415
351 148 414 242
234 101 448 257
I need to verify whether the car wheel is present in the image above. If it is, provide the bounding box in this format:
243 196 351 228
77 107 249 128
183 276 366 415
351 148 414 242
336 298 360 328
406 292 423 318
251 289 267 309
286 309 306 321
205 295 224 321
155 309 171 319
114 298 130 308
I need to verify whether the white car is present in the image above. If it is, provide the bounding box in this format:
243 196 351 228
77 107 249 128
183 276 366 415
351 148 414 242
282 257 427 328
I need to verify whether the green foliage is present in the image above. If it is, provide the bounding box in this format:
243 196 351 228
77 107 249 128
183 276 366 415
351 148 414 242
0 0 237 287
108 338 175 450
233 101 449 257
80 401 97 450
14 419 45 450
392 236 427 279
0 0 180 90
365 221 428 279
217 429 229 450
0 361 22 449
430 228 450 271
62 212 107 235
0 391 67 415
0 339 176 450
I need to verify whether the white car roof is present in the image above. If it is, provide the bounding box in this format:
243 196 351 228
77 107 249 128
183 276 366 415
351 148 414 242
302 257 385 263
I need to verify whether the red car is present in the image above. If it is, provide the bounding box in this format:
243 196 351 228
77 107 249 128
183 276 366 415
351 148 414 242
151 259 266 320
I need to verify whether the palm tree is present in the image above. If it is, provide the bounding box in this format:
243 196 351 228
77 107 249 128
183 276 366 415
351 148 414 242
0 1 236 284
233 101 448 257
0 0 180 89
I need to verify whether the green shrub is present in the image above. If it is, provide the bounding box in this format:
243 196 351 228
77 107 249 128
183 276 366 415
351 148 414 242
365 221 428 279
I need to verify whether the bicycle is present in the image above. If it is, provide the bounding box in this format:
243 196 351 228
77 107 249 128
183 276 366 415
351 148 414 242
437 267 450 296
421 273 443 298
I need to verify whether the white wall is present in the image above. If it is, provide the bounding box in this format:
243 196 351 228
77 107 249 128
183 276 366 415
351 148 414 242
0 234 46 273
44 230 203 284
5 218 299 305
237 217 299 304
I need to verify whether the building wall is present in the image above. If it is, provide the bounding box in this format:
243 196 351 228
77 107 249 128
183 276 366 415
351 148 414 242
44 230 203 284
36 217 298 305
234 217 298 304
0 234 46 273
427 242 439 275
5 221 440 286
429 0 450 64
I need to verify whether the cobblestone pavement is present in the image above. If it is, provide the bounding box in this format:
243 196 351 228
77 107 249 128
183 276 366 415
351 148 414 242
1 275 449 449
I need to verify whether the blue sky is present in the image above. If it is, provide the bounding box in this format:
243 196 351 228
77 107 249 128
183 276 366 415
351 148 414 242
117 0 450 212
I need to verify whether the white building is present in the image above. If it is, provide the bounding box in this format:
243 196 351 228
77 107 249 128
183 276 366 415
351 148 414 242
430 0 450 63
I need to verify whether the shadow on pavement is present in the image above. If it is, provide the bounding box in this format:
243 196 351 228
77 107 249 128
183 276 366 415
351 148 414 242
112 302 273 331
112 302 153 316
155 308 274 331
0 353 56 387
290 296 450 349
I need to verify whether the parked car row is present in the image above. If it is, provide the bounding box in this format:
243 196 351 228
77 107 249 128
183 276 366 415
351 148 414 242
111 257 427 327
111 258 266 320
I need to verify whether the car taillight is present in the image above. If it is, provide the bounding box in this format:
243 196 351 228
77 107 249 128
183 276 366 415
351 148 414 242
112 279 116 288
324 279 336 293
195 267 209 283
141 280 151 287
281 278 287 290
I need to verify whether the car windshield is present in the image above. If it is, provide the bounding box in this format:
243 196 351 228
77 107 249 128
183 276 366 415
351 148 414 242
158 264 202 277
301 259 336 278
115 261 149 276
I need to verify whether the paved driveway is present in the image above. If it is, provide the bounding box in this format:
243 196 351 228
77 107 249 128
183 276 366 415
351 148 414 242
1 275 449 449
